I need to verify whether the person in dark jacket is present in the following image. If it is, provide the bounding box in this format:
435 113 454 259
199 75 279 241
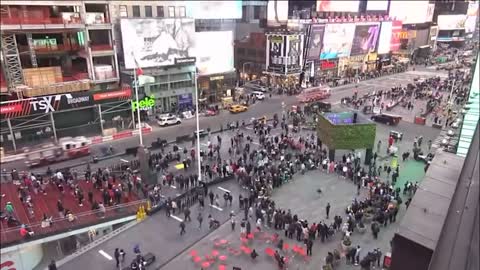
48 260 57 270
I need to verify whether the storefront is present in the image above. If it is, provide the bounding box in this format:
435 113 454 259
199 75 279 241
365 53 378 72
313 59 339 81
340 54 366 77
197 72 236 104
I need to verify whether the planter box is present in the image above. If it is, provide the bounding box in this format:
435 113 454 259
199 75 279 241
357 226 366 234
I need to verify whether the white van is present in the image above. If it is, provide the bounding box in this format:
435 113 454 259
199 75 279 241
253 91 265 100
157 115 181 127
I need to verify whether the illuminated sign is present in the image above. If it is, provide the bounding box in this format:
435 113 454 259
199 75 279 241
132 95 155 111
320 60 337 70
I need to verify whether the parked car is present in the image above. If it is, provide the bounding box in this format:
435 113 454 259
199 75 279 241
157 115 181 127
371 114 402 125
229 104 248 113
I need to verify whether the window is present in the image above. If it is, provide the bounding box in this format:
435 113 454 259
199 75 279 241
254 6 261 19
132 6 140 17
145 6 152 17
178 6 186 17
119 5 128 17
236 48 245 55
168 6 175 17
242 6 247 22
156 6 164 17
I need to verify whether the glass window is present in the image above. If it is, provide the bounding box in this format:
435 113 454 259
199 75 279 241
156 6 164 17
242 6 247 22
178 6 186 17
236 48 245 55
119 5 128 17
132 6 140 17
145 6 153 17
254 6 261 19
168 6 175 17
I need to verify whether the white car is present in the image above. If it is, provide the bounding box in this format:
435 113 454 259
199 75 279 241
157 116 181 127
253 91 265 100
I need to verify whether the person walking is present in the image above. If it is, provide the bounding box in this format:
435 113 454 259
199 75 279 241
306 238 313 256
184 208 191 222
179 221 186 235
114 248 120 268
326 203 331 219
197 212 203 229
48 260 57 270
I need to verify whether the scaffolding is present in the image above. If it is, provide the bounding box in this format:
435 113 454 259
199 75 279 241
1 33 24 90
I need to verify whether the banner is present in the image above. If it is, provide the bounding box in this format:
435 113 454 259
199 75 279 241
390 21 403 52
321 23 355 60
306 24 325 60
350 23 380 56
1 89 131 119
377 22 392 54
437 15 467 30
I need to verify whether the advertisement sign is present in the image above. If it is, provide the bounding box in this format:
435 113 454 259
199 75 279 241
366 0 389 11
174 57 196 65
192 31 234 75
85 13 105 24
389 1 430 24
466 2 479 33
132 95 155 112
268 35 286 69
377 22 392 54
320 60 338 70
390 21 403 52
429 26 438 41
317 0 360 12
350 23 380 56
178 93 193 105
186 1 242 19
33 39 58 50
438 15 467 30
306 24 325 60
321 23 355 60
287 35 301 67
426 3 435 22
120 18 195 69
92 89 132 102
267 0 289 27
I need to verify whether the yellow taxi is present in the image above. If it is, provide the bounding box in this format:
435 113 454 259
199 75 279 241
229 104 248 113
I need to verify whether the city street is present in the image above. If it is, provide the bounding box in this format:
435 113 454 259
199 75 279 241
3 67 448 175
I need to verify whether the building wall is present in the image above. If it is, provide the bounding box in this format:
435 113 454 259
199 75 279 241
391 234 434 270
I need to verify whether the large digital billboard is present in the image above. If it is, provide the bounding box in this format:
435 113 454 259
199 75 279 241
389 1 430 24
366 0 389 11
267 0 289 27
350 23 380 56
317 0 360 12
306 24 325 60
390 20 403 52
321 23 355 60
438 15 467 30
465 2 479 33
120 18 195 69
193 31 234 75
377 21 392 54
186 1 242 19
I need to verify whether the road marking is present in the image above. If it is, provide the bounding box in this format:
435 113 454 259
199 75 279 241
99 250 113 260
252 142 260 145
246 127 253 130
171 185 177 189
176 193 182 196
120 159 129 163
210 204 223 211
160 195 166 198
218 186 231 193
333 101 341 105
170 215 184 222
202 143 208 146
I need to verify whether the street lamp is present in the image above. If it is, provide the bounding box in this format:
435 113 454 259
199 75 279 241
194 69 202 182
133 68 144 146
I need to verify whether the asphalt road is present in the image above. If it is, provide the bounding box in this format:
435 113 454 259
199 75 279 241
3 66 447 174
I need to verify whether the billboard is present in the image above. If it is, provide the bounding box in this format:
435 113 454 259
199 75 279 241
193 31 234 75
317 0 360 12
350 23 380 56
306 24 325 60
320 23 355 60
389 1 430 24
466 2 479 33
366 0 389 11
267 0 289 27
120 18 195 69
438 15 467 30
0 89 131 119
186 1 242 19
390 20 403 52
377 22 392 54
